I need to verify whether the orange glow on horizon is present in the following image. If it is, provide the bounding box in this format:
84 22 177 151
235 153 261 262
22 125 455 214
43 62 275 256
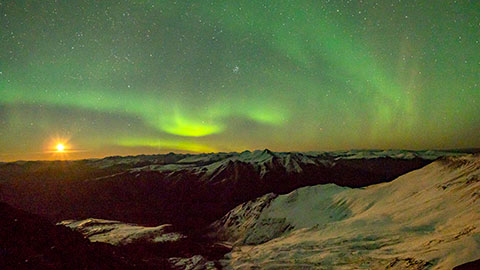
47 135 72 160
56 144 65 152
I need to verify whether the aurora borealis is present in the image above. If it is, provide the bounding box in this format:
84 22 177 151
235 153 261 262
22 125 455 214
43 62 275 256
1 1 479 161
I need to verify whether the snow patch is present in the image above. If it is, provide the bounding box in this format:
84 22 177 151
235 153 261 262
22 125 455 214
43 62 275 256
59 218 185 246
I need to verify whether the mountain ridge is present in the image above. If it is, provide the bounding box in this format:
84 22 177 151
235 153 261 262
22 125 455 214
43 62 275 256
213 154 480 269
0 150 471 231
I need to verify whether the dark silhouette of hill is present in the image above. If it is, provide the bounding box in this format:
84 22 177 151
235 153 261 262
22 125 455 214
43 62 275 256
0 202 172 270
453 259 480 270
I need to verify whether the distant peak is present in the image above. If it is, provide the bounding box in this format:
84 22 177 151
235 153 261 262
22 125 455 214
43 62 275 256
262 149 274 155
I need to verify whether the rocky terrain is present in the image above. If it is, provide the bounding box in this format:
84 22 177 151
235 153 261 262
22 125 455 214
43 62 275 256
1 150 479 269
0 202 172 270
212 155 480 269
0 150 460 230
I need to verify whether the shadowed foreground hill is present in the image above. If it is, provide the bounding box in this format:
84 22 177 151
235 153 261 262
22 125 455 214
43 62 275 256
453 259 480 270
0 202 171 270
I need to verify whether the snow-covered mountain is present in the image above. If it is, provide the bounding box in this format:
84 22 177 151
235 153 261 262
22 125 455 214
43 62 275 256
59 219 185 246
128 150 322 179
59 218 223 270
100 149 474 188
109 149 468 176
212 154 480 269
0 150 473 233
88 149 472 171
2 150 479 269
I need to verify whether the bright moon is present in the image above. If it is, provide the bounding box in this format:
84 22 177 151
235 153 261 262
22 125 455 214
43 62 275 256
56 144 65 152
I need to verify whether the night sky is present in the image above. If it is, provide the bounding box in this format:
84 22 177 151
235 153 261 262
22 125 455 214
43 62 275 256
1 1 479 161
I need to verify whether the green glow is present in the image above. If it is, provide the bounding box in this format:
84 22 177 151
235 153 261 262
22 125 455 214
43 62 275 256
117 138 217 153
162 110 223 137
0 1 479 160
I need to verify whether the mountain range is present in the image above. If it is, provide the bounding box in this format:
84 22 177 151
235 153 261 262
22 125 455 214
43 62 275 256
1 149 479 269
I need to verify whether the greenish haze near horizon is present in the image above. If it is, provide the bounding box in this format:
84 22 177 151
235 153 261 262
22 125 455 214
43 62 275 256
1 0 479 161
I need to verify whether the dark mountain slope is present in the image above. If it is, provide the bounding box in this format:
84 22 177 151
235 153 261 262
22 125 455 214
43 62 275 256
0 202 171 270
453 259 480 270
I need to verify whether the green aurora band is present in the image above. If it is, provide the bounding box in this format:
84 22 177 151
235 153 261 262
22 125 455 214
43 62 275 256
0 0 479 160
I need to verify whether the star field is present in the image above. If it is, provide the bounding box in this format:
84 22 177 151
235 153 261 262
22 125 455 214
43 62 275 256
1 0 479 160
